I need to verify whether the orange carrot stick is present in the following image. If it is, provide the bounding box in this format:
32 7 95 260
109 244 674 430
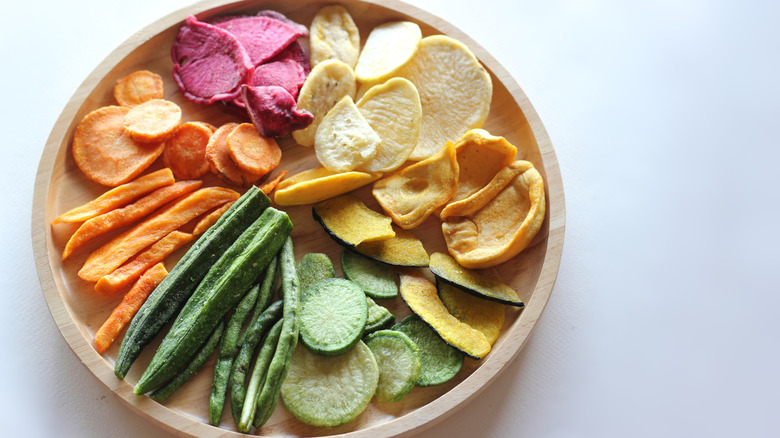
192 201 235 236
52 168 174 224
259 170 289 195
94 263 168 354
78 187 240 281
62 180 203 260
93 231 194 296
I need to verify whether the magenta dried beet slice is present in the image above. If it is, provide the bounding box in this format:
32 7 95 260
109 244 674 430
232 59 307 108
242 85 313 138
256 10 309 37
269 40 311 75
213 15 308 67
171 15 253 104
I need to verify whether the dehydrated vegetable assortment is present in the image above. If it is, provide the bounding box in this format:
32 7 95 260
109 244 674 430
50 3 549 434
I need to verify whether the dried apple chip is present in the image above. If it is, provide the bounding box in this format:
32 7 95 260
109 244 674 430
312 194 395 247
355 21 422 83
442 161 546 269
314 95 380 172
437 281 505 345
308 5 360 69
372 142 458 229
449 129 517 206
356 78 422 173
274 167 381 206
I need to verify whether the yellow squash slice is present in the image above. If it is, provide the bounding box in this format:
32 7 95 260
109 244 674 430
355 21 422 83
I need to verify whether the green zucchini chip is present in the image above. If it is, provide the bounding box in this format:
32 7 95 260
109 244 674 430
365 330 421 403
354 225 429 267
297 252 336 295
437 281 505 345
393 315 463 386
341 249 399 299
429 252 522 306
364 297 395 334
313 194 395 247
398 269 491 359
299 278 368 356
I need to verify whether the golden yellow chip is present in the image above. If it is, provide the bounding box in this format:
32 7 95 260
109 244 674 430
313 194 395 247
438 281 505 345
355 225 429 267
309 5 361 68
356 78 421 173
274 167 382 206
393 35 493 161
355 21 422 83
314 95 381 172
449 129 517 205
292 59 357 147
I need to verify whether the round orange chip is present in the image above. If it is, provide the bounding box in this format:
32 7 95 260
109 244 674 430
226 123 281 177
72 106 165 187
162 121 213 180
123 99 182 143
113 70 165 107
205 123 262 186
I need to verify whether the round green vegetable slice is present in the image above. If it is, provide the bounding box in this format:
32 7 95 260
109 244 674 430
296 252 336 295
364 297 395 334
341 249 398 299
393 315 464 386
299 278 368 356
365 330 421 403
281 341 379 427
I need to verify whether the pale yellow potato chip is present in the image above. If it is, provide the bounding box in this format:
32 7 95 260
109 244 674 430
356 78 422 173
355 21 422 83
394 35 493 161
315 95 381 172
292 59 357 147
309 5 361 69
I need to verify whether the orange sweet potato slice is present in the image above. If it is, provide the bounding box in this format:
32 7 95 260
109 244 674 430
123 99 182 143
61 180 203 260
52 168 174 224
72 106 166 187
226 122 282 177
93 231 194 296
94 262 168 354
162 121 213 179
206 123 263 186
191 201 235 236
113 70 165 107
78 187 240 281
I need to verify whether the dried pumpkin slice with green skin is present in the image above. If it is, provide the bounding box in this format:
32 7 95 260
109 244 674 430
429 252 522 307
437 280 506 344
392 314 463 386
313 194 395 247
274 166 382 206
398 269 491 359
372 141 458 229
441 160 546 269
449 129 517 207
354 225 429 267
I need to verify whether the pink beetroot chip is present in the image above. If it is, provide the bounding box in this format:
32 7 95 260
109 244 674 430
171 15 253 104
269 40 311 75
242 85 313 138
212 15 308 67
232 59 307 108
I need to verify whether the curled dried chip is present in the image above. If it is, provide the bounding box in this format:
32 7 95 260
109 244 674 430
171 15 253 104
162 121 213 180
309 5 360 69
113 70 164 107
72 106 165 187
226 122 281 177
274 166 381 206
448 129 517 207
429 252 521 307
354 225 429 268
212 14 308 66
242 84 313 138
438 281 505 345
355 21 422 83
314 95 380 172
313 194 395 247
442 161 546 269
393 35 493 160
292 59 357 147
372 142 458 229
398 269 491 359
356 77 421 173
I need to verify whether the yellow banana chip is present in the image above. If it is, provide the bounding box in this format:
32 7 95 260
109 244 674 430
309 5 361 69
355 21 422 83
292 59 357 147
356 78 422 173
394 35 493 161
314 95 381 172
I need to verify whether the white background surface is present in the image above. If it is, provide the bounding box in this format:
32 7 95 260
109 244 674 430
3 0 779 437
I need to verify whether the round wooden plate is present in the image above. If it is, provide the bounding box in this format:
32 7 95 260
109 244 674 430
31 0 565 436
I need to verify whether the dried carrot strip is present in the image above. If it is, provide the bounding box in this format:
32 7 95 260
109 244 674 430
123 99 182 143
53 168 175 224
259 170 289 195
206 123 263 186
226 123 282 177
78 187 240 281
94 263 168 354
192 201 235 236
72 106 166 187
62 180 202 260
162 121 213 180
113 70 165 107
94 231 194 296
